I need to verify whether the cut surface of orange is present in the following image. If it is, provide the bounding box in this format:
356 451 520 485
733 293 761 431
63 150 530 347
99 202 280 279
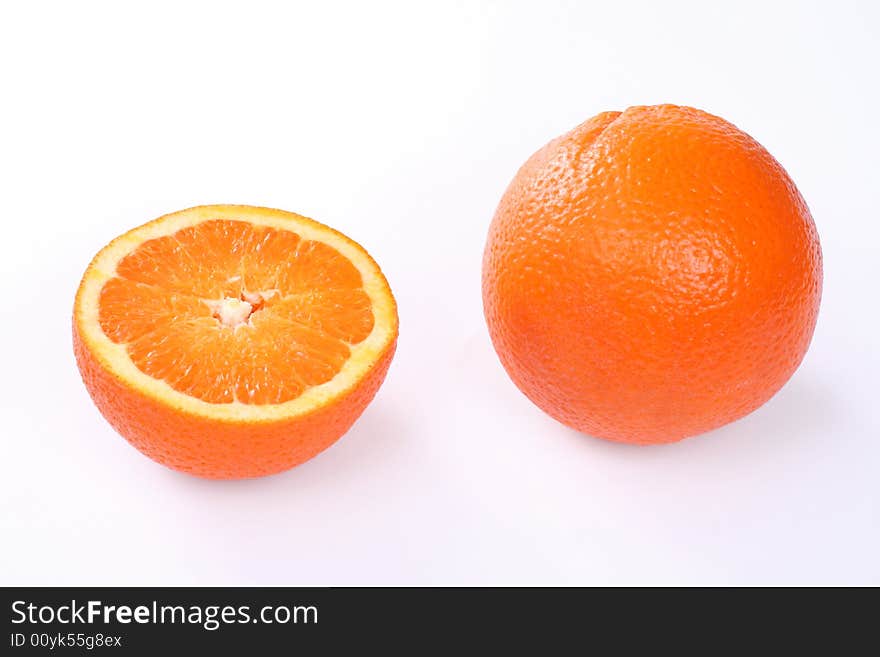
74 205 398 479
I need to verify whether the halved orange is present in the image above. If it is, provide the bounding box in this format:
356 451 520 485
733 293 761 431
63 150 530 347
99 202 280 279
73 205 398 479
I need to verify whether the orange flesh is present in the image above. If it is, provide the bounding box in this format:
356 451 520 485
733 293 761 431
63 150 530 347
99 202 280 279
98 219 374 405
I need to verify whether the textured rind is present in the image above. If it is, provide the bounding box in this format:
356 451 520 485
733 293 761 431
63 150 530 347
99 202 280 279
73 318 396 479
482 105 823 444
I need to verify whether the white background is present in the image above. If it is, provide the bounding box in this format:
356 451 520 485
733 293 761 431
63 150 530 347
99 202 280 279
1 1 878 586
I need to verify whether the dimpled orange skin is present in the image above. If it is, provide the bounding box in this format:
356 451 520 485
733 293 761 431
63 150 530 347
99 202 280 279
482 105 822 444
73 325 395 478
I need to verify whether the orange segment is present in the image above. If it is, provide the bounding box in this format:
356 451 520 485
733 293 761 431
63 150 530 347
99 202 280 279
73 205 398 479
265 289 375 343
97 277 211 344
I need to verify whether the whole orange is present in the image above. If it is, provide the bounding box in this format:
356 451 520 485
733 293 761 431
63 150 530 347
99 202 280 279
482 105 822 444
